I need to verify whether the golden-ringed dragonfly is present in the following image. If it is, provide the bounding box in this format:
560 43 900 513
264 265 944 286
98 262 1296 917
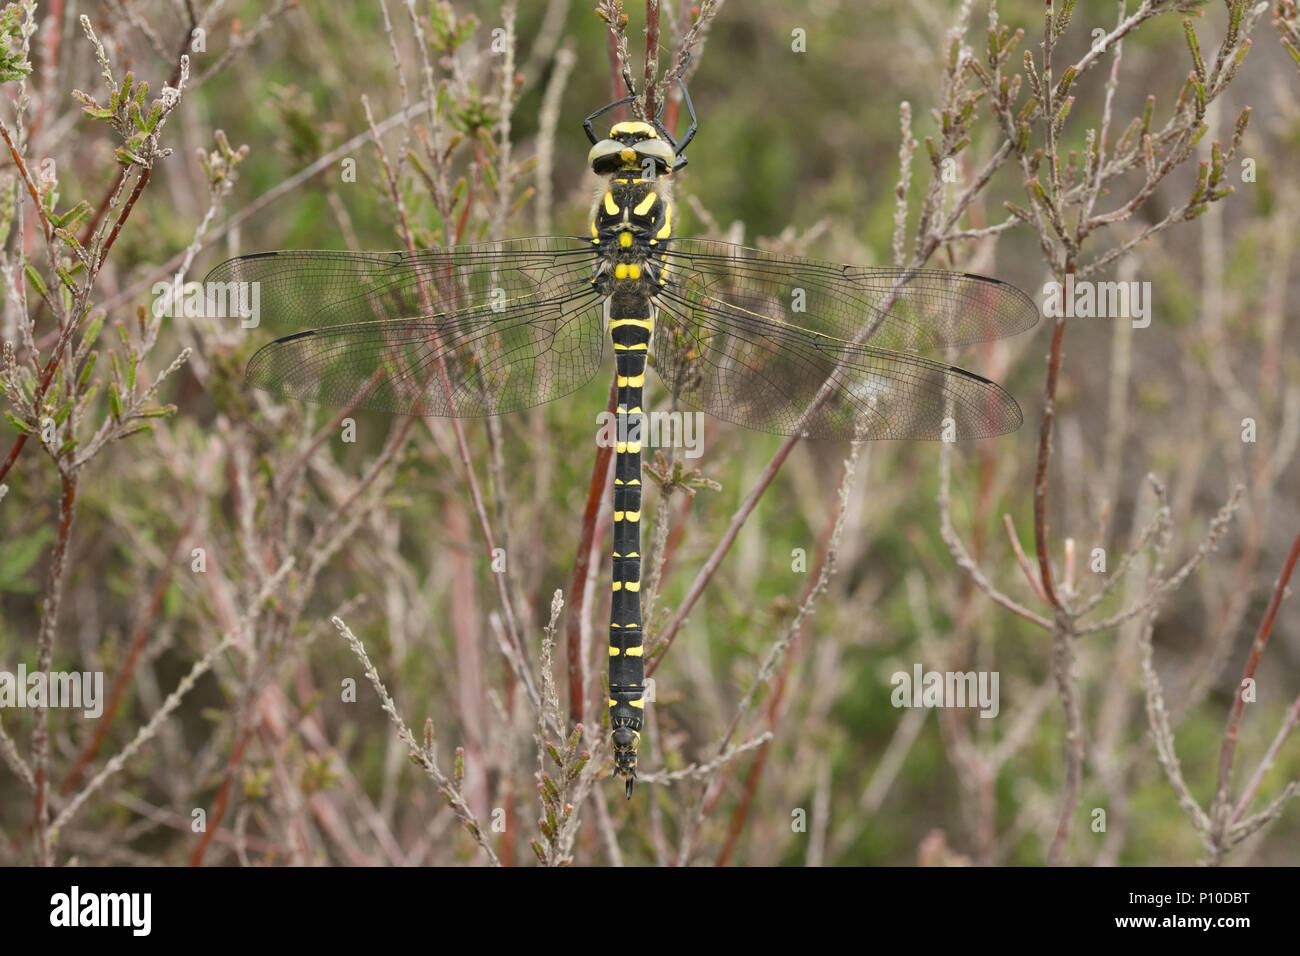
205 70 1038 799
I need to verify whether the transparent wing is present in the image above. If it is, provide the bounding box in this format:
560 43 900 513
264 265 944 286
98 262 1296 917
652 241 1038 440
204 238 606 416
659 239 1038 352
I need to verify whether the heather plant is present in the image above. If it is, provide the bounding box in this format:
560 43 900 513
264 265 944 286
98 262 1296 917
0 0 1296 868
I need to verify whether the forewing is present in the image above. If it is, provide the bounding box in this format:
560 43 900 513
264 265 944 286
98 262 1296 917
204 238 605 416
660 239 1038 353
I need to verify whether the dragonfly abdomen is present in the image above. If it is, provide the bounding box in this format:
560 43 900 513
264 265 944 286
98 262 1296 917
608 292 651 798
596 173 673 797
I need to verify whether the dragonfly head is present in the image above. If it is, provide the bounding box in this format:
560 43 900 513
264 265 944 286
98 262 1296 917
589 121 676 176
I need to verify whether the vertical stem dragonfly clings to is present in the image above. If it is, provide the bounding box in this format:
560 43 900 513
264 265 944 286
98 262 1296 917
205 63 1038 800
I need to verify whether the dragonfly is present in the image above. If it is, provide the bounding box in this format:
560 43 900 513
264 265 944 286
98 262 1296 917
204 69 1038 799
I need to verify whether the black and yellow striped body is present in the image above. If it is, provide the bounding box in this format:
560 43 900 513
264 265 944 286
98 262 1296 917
588 121 673 797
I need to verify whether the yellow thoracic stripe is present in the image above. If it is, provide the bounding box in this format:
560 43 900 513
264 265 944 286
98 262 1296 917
604 192 620 216
630 698 645 709
634 192 658 216
617 373 646 387
609 317 652 331
654 202 673 241
619 231 633 248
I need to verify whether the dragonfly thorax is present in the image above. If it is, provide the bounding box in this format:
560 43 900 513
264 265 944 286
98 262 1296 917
591 174 672 234
589 174 673 304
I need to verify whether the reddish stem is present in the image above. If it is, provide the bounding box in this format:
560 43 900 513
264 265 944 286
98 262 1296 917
31 471 78 865
566 377 619 722
1216 528 1300 829
643 0 661 120
649 431 803 674
716 491 837 865
61 518 194 794
1033 309 1067 610
189 722 254 865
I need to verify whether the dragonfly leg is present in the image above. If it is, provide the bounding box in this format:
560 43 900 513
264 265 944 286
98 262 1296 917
583 94 637 145
652 52 698 170
670 71 698 169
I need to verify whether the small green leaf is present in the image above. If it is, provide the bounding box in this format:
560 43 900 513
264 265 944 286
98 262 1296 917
5 411 32 435
83 316 104 349
1054 66 1076 99
24 264 48 298
510 186 535 215
78 352 98 388
1183 18 1206 83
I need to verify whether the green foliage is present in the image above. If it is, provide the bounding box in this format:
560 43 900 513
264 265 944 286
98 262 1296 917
0 1 33 82
0 525 53 593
